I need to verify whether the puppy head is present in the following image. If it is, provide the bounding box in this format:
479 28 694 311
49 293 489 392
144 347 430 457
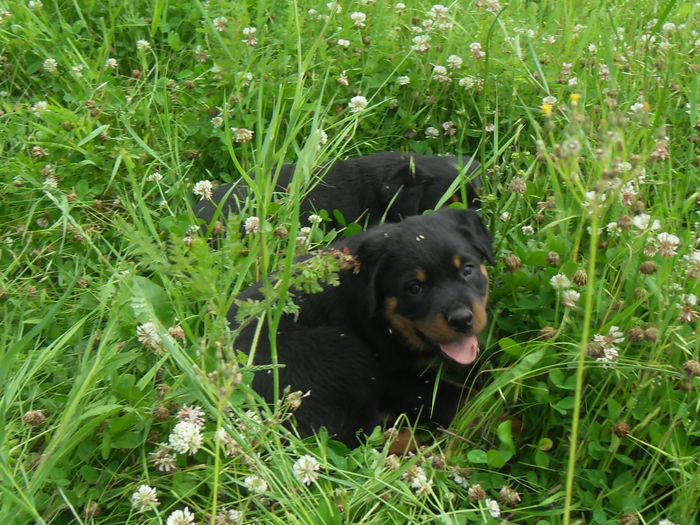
352 208 493 365
380 155 482 220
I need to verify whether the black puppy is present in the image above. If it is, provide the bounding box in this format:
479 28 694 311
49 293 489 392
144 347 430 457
229 207 494 446
196 152 481 231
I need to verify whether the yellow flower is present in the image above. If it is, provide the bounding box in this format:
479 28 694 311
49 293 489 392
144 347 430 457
540 103 552 117
570 93 580 105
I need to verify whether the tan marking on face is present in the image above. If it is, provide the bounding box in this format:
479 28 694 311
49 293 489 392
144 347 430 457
453 255 462 270
414 315 459 345
384 297 431 352
480 264 489 278
472 297 488 333
415 269 427 282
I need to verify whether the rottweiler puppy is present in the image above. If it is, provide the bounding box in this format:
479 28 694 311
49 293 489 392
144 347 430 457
196 152 481 231
229 207 494 446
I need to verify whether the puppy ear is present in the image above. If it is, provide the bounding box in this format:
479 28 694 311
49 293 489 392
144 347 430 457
454 209 495 265
345 227 393 316
381 160 426 221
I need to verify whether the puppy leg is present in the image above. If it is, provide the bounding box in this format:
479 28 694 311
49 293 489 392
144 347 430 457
249 325 383 446
381 371 467 428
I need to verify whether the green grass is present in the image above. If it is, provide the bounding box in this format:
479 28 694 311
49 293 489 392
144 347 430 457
1 0 698 523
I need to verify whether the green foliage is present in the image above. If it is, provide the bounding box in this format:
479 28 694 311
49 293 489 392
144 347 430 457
0 0 698 524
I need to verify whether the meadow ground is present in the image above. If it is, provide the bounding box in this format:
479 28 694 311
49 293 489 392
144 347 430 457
0 0 698 523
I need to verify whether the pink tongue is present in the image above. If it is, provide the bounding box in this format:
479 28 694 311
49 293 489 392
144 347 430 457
440 336 480 365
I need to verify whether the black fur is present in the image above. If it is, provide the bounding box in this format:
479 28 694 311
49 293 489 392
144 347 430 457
196 152 481 231
228 208 493 446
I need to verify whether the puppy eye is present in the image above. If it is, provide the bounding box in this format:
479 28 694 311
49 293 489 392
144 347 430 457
406 281 423 295
460 263 475 278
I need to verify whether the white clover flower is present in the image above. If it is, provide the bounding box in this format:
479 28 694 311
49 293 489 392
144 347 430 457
442 121 456 136
459 76 477 88
630 102 645 113
568 77 578 87
316 128 328 144
427 4 448 19
395 3 406 13
499 211 511 222
606 222 621 237
337 38 350 47
146 172 163 182
71 64 85 76
550 273 571 290
403 466 433 496
424 126 439 139
661 22 676 33
242 26 256 37
542 95 557 106
411 34 431 52
169 421 204 455
451 472 469 488
326 2 342 14
593 326 623 365
397 75 410 85
308 214 323 225
243 216 260 234
177 404 205 425
30 100 49 114
562 289 581 309
192 180 213 200
231 127 254 143
216 428 242 456
293 454 321 485
136 39 151 50
237 71 253 86
432 65 447 76
678 294 699 323
583 191 607 209
542 35 556 44
485 498 501 518
28 0 43 9
211 116 224 128
446 54 463 69
597 346 619 364
244 475 268 494
243 33 259 46
43 175 58 189
137 322 161 349
132 484 159 512
166 507 196 525
470 42 485 58
42 58 58 73
656 232 680 256
632 213 660 231
350 11 366 28
521 225 534 235
222 509 243 523
105 58 118 69
213 16 228 31
348 95 368 113
619 181 637 206
149 443 177 472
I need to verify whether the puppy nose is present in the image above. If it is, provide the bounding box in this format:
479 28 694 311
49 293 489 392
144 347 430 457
447 308 473 333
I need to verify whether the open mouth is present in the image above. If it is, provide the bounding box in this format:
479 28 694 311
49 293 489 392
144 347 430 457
415 329 481 365
438 336 480 365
